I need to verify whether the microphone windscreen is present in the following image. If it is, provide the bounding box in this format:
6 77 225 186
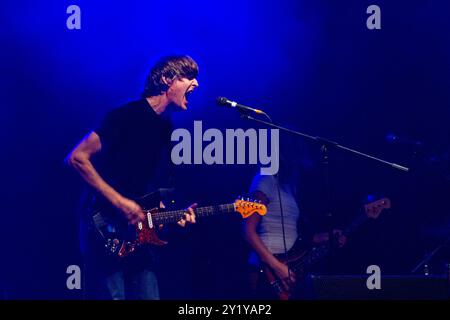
216 96 228 106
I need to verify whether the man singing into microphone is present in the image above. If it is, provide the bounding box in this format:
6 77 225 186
67 55 199 299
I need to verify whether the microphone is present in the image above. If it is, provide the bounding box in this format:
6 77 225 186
216 97 265 115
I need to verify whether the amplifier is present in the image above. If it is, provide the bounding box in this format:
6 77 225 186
302 275 449 300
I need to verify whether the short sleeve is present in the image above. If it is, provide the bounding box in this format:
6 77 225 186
249 174 276 200
94 109 122 150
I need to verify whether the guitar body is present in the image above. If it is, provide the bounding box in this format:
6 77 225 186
91 192 267 259
93 191 167 258
261 240 312 300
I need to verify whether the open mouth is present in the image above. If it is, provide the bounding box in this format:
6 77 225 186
184 88 195 103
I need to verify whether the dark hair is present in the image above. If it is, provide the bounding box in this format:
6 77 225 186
142 55 199 97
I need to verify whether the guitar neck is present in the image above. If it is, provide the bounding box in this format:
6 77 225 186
150 204 236 225
342 212 368 237
291 212 369 274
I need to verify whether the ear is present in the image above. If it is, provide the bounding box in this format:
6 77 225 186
162 76 175 87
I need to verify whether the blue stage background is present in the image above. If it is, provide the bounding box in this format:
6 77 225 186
1 0 450 299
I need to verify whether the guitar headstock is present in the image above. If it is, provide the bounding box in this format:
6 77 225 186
234 197 267 219
365 198 391 219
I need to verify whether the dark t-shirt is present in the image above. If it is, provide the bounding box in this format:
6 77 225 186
93 99 173 201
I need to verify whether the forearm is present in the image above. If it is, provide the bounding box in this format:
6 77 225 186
244 190 281 268
244 231 282 269
70 156 123 207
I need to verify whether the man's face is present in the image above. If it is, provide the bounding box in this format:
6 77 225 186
167 77 199 110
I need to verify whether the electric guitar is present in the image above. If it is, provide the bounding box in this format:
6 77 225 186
262 198 391 300
92 192 267 258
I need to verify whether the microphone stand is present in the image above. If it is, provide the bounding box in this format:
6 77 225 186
239 113 409 274
411 233 450 275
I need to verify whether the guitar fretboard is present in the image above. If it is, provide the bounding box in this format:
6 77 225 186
343 213 368 236
292 212 369 274
148 204 236 225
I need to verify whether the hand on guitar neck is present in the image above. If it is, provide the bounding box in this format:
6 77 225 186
176 203 197 227
313 229 347 248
